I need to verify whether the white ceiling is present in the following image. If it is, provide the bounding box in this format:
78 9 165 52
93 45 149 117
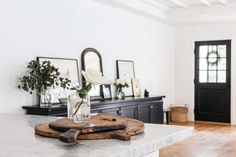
93 0 236 25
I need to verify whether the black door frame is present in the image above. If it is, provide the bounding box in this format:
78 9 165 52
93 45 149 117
194 40 231 123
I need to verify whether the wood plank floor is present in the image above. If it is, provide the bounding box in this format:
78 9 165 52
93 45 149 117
160 121 236 157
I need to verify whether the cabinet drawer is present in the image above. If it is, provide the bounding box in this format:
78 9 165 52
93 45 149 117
101 108 119 115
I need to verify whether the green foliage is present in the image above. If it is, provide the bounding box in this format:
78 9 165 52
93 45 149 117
70 83 92 98
18 60 71 94
115 83 129 90
59 77 71 90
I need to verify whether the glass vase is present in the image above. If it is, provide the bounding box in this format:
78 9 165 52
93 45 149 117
39 89 52 107
59 88 68 106
116 88 125 100
68 93 91 123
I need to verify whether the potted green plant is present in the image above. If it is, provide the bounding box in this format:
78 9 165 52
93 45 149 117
18 59 71 107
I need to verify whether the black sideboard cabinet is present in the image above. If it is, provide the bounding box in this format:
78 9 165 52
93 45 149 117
22 96 165 124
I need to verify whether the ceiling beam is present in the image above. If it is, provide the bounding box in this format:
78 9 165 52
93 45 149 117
139 0 170 11
98 0 168 21
200 0 211 6
169 0 188 8
218 0 228 5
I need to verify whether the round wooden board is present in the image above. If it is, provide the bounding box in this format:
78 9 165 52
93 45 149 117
35 114 144 140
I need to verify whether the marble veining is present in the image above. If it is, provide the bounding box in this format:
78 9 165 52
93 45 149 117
0 114 194 157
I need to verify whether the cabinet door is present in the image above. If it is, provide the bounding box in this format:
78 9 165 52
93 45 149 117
120 105 136 119
137 104 149 123
101 108 119 115
149 102 163 124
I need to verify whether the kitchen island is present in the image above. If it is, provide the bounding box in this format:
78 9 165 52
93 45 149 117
0 114 194 157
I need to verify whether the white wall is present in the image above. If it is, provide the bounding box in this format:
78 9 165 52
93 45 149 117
0 0 176 114
175 23 236 124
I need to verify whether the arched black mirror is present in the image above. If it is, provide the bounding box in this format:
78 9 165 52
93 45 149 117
82 48 103 100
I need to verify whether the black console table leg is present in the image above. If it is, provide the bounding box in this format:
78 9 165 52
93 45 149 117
163 110 170 125
166 111 169 125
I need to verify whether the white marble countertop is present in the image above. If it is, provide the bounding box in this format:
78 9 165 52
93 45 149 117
0 114 194 157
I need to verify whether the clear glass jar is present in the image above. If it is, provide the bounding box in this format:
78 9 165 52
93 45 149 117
116 88 125 100
39 89 52 107
67 93 91 123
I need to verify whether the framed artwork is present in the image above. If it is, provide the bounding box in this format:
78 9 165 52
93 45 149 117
116 60 135 97
37 57 80 103
132 78 141 97
102 85 112 100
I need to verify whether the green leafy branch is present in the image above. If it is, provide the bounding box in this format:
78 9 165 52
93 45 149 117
59 77 71 90
114 83 129 91
18 60 71 94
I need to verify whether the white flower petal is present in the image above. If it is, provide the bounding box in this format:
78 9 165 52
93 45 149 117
82 69 112 85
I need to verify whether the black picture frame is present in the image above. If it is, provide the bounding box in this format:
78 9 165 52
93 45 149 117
116 60 135 97
102 84 112 100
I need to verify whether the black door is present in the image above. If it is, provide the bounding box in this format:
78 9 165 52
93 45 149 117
195 40 231 123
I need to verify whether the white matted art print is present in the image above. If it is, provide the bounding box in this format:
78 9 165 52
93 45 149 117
132 78 141 97
116 60 135 97
38 57 79 85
